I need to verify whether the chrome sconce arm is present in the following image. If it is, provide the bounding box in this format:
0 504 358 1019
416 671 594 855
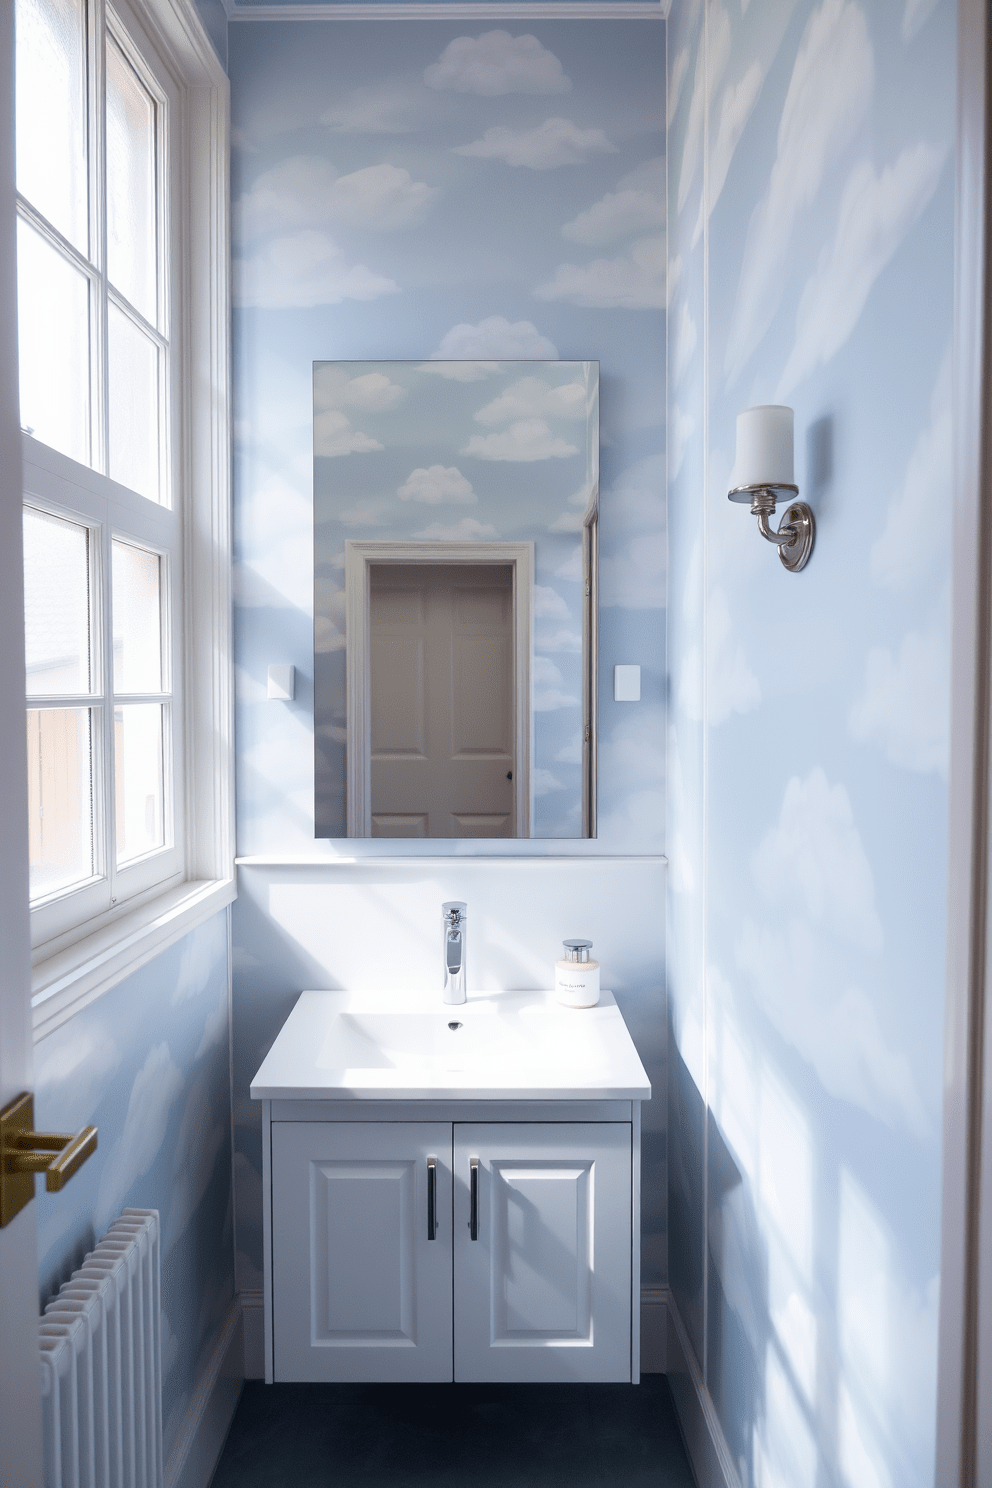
727 483 815 573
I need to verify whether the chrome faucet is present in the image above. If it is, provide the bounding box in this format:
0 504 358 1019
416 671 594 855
442 901 467 1005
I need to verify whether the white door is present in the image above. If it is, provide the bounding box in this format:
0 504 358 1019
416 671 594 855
0 2 44 1479
452 1124 632 1383
271 1122 454 1382
369 564 515 837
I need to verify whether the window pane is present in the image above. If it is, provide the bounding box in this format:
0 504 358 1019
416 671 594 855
112 539 161 692
15 0 87 251
24 507 91 694
17 217 90 463
106 38 157 325
26 706 94 900
115 702 164 864
108 303 160 501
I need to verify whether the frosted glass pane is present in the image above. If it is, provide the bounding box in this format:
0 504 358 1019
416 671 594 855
15 0 87 250
26 706 94 900
112 539 161 693
24 507 91 695
106 39 157 324
17 217 90 464
108 303 160 501
115 702 164 865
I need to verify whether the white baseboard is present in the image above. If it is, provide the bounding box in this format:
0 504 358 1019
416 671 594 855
165 1297 244 1488
241 1289 265 1380
665 1294 741 1488
243 1286 669 1382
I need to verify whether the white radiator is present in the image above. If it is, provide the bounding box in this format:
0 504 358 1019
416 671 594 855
40 1208 163 1488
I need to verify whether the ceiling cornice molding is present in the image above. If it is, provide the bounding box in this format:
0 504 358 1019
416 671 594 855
225 1 667 20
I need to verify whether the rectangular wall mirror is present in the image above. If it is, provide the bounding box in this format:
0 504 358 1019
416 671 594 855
313 360 599 839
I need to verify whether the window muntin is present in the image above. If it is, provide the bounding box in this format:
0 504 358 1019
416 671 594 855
14 0 170 506
17 0 184 945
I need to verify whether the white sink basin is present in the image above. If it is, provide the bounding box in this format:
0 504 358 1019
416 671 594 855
251 989 651 1101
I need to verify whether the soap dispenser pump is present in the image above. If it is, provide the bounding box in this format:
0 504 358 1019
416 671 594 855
555 939 600 1008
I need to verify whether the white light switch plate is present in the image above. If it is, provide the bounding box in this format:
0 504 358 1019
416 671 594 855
267 664 296 701
614 664 641 702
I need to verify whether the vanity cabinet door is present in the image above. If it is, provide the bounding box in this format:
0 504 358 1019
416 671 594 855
271 1122 453 1382
452 1123 632 1382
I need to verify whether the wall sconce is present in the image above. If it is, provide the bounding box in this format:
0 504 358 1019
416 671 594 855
728 405 815 573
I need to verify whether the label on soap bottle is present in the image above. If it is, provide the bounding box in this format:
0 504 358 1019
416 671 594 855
555 960 600 1008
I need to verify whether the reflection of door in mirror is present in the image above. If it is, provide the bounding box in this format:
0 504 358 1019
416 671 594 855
370 564 515 838
345 540 534 838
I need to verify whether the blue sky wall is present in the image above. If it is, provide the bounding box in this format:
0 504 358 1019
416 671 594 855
229 18 666 858
667 1 954 1484
32 913 235 1467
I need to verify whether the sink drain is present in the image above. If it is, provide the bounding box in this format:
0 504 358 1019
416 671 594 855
447 1021 462 1031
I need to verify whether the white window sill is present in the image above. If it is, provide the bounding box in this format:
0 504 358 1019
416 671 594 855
31 876 237 1040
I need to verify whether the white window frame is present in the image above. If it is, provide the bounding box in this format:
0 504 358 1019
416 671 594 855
26 0 234 1038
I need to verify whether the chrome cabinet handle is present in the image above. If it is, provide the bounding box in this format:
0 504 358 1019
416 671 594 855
469 1157 479 1241
427 1157 437 1240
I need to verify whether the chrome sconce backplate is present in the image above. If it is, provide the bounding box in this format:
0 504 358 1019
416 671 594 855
728 484 815 573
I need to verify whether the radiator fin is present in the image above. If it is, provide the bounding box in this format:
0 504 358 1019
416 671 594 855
40 1208 162 1488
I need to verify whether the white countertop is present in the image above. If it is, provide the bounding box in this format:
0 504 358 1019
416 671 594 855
250 988 652 1102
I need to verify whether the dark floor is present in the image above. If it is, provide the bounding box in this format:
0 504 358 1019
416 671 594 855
210 1377 696 1488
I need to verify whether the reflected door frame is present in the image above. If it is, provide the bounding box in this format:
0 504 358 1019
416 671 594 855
344 541 534 838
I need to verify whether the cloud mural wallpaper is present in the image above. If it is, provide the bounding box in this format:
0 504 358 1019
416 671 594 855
229 18 666 858
667 1 953 1485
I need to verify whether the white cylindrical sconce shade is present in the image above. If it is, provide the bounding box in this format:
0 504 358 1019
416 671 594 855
732 405 795 489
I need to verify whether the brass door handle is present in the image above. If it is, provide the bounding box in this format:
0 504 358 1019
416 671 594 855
1 1092 98 1227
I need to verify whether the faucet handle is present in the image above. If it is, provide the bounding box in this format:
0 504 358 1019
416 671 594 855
442 900 467 925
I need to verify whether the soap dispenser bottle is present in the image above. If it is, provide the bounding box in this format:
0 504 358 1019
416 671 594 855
555 939 600 1008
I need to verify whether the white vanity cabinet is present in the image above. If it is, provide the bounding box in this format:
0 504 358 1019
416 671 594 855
264 1104 639 1384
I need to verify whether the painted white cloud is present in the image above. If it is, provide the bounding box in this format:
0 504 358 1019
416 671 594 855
234 229 399 309
870 350 950 592
535 235 665 310
315 366 406 413
454 117 614 170
598 454 666 610
667 44 691 129
533 767 565 796
431 317 558 361
397 464 476 504
233 473 312 608
540 628 582 653
413 516 498 541
677 0 731 214
533 584 570 619
321 82 427 135
595 704 666 848
425 31 571 96
668 403 696 482
777 143 944 397
313 407 383 458
473 376 585 426
237 157 438 240
709 586 760 723
562 157 665 246
34 1028 122 1123
463 418 578 462
903 0 940 41
849 613 950 775
195 999 228 1061
672 300 698 388
419 359 502 381
533 655 578 711
96 1043 184 1226
693 59 764 246
737 769 929 1134
165 1065 228 1252
725 0 874 383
